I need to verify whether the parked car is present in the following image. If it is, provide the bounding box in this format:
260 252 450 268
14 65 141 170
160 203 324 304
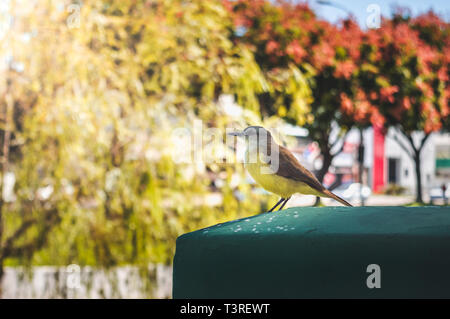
331 182 372 202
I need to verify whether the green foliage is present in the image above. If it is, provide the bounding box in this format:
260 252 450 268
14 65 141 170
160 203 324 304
0 0 311 269
382 184 407 196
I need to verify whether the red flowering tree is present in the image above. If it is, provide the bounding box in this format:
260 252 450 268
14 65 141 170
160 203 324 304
228 1 449 204
227 0 376 199
357 11 450 203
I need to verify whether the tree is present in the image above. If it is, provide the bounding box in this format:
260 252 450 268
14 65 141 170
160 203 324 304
0 1 66 291
358 11 449 203
227 0 371 203
2 0 308 294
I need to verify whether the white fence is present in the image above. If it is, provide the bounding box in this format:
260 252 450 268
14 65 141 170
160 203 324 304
1 264 172 299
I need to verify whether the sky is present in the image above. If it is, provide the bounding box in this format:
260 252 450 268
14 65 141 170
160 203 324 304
309 0 450 27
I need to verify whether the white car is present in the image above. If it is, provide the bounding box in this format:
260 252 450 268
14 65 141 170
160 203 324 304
331 182 372 202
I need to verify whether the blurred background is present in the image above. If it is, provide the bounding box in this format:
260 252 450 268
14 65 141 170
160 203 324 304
0 0 448 298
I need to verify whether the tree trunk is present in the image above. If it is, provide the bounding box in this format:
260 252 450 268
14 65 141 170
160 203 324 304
393 130 430 204
414 153 423 203
358 128 365 206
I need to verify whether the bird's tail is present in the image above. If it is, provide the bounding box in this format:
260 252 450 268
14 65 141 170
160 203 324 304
322 189 353 207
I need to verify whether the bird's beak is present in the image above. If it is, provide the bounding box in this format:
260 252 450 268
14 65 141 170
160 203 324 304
227 131 244 137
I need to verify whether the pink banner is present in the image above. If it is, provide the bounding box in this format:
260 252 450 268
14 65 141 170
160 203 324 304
373 124 385 192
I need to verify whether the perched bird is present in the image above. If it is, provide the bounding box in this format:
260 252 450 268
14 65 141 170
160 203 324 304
228 126 352 211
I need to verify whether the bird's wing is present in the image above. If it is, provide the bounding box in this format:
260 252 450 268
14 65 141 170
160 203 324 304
273 146 326 193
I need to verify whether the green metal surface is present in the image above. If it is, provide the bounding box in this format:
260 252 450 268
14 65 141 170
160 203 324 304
173 206 450 298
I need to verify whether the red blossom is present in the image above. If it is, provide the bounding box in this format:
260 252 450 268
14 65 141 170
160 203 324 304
334 61 356 79
379 86 399 103
402 97 411 110
265 40 280 54
354 101 371 122
286 40 306 63
437 67 448 82
312 42 335 70
417 81 434 99
423 106 442 133
370 108 386 127
340 93 353 114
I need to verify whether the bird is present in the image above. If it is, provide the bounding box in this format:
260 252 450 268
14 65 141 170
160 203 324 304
228 126 352 211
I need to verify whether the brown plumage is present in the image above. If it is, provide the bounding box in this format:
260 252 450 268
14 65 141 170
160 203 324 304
275 145 352 207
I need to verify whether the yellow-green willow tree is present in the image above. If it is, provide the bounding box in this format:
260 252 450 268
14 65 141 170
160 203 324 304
0 0 311 287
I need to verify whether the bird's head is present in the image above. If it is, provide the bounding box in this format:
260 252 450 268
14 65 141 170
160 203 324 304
228 126 279 171
227 126 272 138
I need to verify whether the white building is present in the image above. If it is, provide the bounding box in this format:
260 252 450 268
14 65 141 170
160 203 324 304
329 127 449 198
